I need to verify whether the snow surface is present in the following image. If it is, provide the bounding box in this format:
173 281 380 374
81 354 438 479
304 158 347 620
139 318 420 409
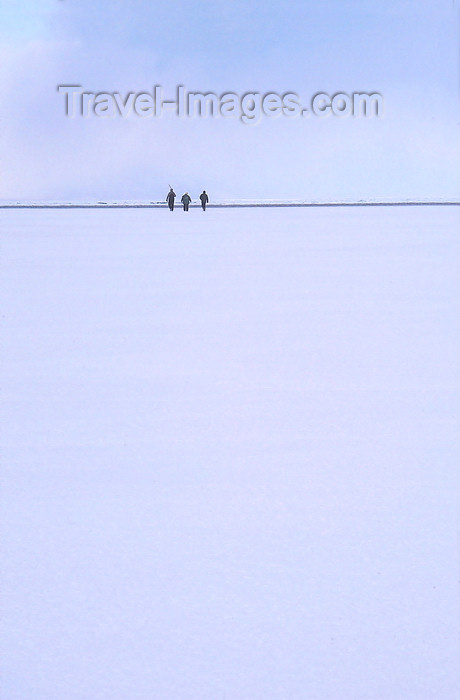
1 206 459 700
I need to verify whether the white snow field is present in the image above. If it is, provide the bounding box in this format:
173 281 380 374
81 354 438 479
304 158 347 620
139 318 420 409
1 205 459 700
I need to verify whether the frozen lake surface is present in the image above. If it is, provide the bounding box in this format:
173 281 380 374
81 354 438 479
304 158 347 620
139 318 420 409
1 206 459 699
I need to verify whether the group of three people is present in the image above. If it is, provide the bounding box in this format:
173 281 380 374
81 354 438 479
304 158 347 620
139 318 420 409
166 188 209 211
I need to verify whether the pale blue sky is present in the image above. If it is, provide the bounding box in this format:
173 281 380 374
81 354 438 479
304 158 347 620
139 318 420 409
0 0 458 200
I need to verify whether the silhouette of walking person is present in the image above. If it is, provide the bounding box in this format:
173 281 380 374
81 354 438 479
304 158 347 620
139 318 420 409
181 193 191 211
200 190 209 211
166 187 176 211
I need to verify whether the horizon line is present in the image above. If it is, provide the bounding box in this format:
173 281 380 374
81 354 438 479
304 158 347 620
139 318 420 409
1 200 459 210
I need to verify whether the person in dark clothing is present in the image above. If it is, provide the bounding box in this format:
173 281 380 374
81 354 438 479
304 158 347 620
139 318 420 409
200 190 209 211
181 193 191 211
166 188 176 211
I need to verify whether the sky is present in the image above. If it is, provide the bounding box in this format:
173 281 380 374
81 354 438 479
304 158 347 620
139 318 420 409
0 0 459 201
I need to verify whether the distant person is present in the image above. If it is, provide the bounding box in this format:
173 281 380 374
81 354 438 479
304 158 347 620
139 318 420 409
200 190 209 211
166 188 176 211
181 192 191 211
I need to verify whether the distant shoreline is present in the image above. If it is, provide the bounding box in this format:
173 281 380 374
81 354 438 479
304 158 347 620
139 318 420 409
1 201 459 209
